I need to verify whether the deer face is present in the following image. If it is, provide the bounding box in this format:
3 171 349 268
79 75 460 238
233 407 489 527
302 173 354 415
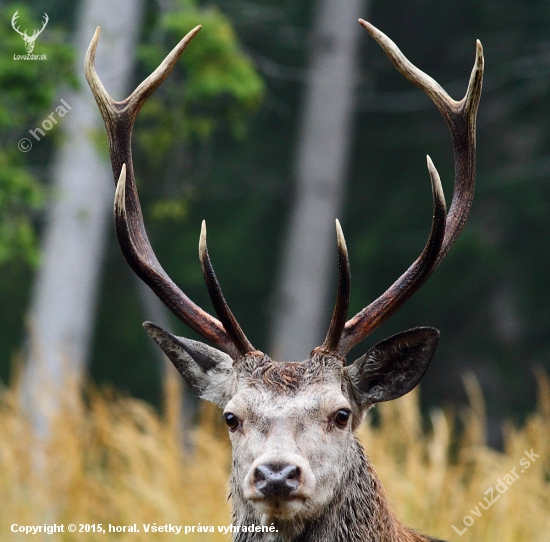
226 358 352 521
145 323 439 523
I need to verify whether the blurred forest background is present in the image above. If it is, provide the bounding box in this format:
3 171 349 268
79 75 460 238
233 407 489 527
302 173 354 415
1 0 550 452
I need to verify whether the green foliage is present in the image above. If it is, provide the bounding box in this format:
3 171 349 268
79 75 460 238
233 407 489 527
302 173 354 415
0 4 75 266
136 0 264 184
0 151 43 265
151 197 189 223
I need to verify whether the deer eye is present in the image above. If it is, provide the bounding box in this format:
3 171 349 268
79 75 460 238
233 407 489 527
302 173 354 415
333 409 351 428
223 412 240 431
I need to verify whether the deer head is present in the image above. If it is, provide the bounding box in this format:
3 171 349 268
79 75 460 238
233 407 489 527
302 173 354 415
11 11 48 54
86 19 482 541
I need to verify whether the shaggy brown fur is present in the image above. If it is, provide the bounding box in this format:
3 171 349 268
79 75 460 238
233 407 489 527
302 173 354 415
244 355 342 395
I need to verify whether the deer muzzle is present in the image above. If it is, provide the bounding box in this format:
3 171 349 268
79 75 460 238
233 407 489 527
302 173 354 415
254 463 301 497
243 452 315 517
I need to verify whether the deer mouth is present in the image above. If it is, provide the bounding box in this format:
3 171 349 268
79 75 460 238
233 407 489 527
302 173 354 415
247 479 310 518
250 494 307 518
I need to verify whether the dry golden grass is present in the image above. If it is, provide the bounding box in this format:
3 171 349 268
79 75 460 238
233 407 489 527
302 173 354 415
0 367 548 541
0 371 231 541
361 370 550 541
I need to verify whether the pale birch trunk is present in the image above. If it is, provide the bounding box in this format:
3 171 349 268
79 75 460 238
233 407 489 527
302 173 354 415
21 0 144 432
270 0 368 360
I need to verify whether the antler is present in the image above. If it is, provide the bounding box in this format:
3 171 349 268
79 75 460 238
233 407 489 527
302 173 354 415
11 11 26 38
85 26 257 360
325 20 484 357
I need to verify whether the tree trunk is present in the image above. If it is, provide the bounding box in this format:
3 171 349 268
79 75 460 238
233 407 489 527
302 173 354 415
270 0 368 360
21 0 144 431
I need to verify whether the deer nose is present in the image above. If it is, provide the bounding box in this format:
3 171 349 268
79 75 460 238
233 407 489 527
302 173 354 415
254 463 301 497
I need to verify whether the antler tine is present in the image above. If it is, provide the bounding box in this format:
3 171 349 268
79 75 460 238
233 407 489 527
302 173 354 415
318 220 351 356
337 21 483 355
88 27 247 359
199 221 258 355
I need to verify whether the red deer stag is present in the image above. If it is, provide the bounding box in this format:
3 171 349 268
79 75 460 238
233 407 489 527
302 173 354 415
85 19 483 542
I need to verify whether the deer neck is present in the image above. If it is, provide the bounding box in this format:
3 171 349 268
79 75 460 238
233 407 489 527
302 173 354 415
231 438 432 542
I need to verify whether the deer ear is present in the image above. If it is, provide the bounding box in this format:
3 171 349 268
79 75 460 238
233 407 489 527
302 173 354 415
143 322 236 406
345 327 439 405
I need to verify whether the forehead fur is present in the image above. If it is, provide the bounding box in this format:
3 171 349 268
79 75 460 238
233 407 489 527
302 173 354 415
236 352 344 395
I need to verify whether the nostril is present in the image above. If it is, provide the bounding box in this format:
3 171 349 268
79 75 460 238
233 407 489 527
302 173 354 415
253 463 301 497
284 465 300 480
254 464 270 482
